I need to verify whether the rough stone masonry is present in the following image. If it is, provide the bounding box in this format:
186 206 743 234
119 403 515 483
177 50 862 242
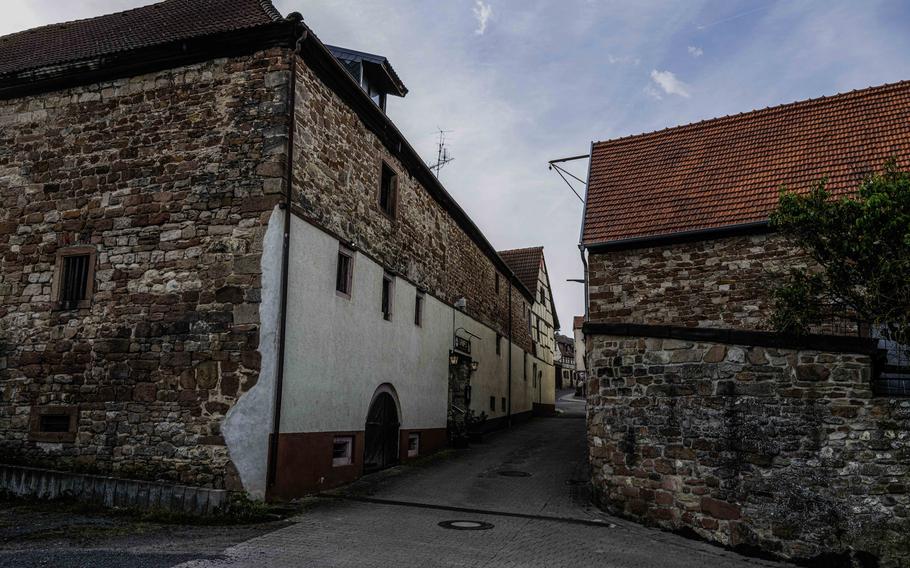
0 49 291 490
585 233 910 566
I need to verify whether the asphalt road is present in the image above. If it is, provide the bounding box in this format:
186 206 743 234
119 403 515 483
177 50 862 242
2 391 784 567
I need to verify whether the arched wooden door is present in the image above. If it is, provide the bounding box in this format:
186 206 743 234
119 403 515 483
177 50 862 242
364 392 400 473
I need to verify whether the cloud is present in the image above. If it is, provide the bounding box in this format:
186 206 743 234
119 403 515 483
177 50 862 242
643 85 663 100
473 1 492 35
649 69 691 98
607 54 641 65
687 45 703 57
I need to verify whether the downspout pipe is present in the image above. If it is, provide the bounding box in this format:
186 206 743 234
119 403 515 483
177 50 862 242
266 13 306 495
578 141 594 321
507 278 513 428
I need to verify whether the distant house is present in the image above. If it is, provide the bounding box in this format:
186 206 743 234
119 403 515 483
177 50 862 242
554 334 575 389
572 316 586 392
580 81 910 563
498 247 559 415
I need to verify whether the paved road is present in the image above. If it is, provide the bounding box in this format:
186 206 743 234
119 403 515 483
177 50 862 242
177 391 783 568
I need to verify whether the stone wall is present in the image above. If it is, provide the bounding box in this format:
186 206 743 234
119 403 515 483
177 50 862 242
587 334 910 565
290 57 533 352
588 233 810 330
0 49 290 488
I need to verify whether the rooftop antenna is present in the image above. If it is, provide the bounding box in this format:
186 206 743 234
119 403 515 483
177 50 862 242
429 129 454 178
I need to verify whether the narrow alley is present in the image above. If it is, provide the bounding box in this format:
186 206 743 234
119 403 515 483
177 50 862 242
173 392 782 568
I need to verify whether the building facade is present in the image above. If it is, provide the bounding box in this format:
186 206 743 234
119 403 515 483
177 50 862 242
580 82 910 565
499 247 558 415
0 0 543 503
554 334 575 390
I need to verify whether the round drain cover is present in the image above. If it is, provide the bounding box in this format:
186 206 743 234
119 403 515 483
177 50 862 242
438 520 494 531
497 470 531 477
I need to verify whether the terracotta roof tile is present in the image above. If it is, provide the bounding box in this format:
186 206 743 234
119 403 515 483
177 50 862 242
0 0 282 77
498 247 543 295
583 80 910 245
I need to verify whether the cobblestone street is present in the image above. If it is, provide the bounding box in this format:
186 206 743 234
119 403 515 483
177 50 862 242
173 391 783 568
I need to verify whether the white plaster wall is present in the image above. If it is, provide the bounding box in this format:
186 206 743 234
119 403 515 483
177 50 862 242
221 206 282 500
281 217 451 432
574 327 586 374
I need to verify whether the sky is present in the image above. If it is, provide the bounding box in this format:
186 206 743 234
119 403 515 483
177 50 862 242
4 0 910 332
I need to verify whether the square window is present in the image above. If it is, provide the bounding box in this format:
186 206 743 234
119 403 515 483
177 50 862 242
332 436 353 466
379 162 398 218
29 406 77 443
336 247 353 297
53 247 96 310
415 292 424 326
407 432 420 458
381 273 394 320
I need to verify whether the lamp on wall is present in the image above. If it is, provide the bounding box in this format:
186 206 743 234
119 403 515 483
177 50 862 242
470 361 479 372
449 352 459 366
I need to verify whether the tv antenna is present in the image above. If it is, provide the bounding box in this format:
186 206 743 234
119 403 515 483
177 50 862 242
429 129 454 178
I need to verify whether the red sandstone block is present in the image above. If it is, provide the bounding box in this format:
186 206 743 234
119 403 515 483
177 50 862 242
700 496 741 520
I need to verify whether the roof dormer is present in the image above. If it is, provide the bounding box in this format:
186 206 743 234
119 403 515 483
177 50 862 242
326 45 408 113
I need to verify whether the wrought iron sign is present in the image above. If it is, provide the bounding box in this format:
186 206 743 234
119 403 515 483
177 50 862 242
454 335 471 354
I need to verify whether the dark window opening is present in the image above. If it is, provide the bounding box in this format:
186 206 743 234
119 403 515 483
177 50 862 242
39 414 71 433
415 292 424 326
489 396 496 411
379 162 398 217
501 397 506 412
332 436 353 466
336 248 353 296
495 273 500 294
60 254 90 309
496 334 502 356
381 273 393 320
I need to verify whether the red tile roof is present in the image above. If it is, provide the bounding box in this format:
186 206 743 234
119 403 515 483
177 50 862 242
582 80 910 245
498 247 543 294
0 0 282 77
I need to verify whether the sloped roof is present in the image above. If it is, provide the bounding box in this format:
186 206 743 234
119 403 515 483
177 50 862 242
498 247 544 294
0 0 282 77
583 80 910 246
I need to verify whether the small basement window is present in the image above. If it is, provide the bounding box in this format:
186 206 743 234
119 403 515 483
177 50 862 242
29 406 77 443
336 246 354 297
378 162 398 218
332 436 353 466
381 273 394 320
408 433 420 458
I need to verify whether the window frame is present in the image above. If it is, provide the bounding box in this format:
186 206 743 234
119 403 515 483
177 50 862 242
29 405 78 443
407 432 420 458
335 245 355 299
414 291 424 327
332 436 354 467
378 161 399 219
381 272 394 321
51 246 96 311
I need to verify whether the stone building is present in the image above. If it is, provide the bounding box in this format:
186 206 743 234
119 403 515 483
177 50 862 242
0 0 545 503
580 82 910 565
499 247 558 415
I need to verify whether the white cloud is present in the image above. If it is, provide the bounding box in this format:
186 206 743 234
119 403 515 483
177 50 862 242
649 69 691 98
643 85 663 100
687 45 703 57
607 54 641 65
473 1 492 35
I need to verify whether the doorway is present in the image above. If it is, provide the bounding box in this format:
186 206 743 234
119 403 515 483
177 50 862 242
364 391 400 472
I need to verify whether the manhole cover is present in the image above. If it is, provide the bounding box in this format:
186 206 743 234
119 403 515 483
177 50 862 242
438 520 494 531
498 470 531 477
